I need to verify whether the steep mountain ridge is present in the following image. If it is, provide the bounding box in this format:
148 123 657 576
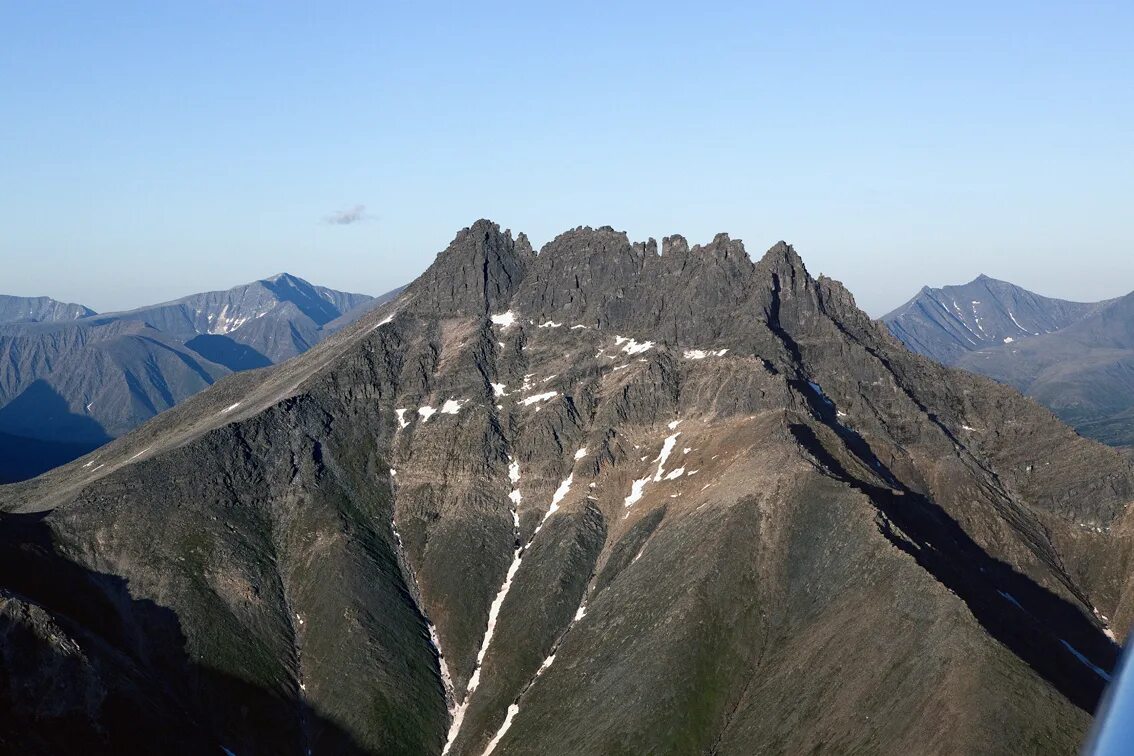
1 220 1131 754
0 294 95 324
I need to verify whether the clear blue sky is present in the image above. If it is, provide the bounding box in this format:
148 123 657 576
2 1 1132 315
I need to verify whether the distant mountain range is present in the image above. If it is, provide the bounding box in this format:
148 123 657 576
884 276 1134 447
0 294 95 323
0 276 398 481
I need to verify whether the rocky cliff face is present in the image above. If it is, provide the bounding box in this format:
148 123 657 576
2 220 1131 755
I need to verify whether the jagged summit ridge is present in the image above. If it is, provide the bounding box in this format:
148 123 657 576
409 221 820 349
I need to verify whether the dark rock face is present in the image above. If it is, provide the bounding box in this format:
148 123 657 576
2 221 1132 755
0 277 391 480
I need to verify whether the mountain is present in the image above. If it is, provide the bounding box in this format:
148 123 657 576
0 275 385 480
1 220 1129 754
885 278 1134 448
954 290 1134 448
0 294 95 324
882 275 1107 365
92 272 377 366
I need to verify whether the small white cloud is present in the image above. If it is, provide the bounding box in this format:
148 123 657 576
324 204 370 225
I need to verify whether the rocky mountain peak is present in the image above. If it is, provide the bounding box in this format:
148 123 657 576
2 220 1130 754
408 220 533 318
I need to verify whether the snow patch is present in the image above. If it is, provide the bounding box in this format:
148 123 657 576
490 311 516 328
482 704 520 755
653 433 681 481
538 320 563 328
664 467 685 480
624 478 650 508
395 408 409 428
535 475 574 533
418 406 437 422
615 335 654 355
1060 640 1111 681
998 590 1024 610
220 402 240 414
127 447 151 462
441 399 466 415
574 447 588 460
520 391 558 406
491 383 507 397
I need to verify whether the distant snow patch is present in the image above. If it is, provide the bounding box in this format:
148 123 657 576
664 467 685 480
491 383 508 397
1003 337 1014 343
520 391 557 407
221 402 240 414
538 320 562 328
574 447 588 460
418 406 437 422
395 408 409 428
